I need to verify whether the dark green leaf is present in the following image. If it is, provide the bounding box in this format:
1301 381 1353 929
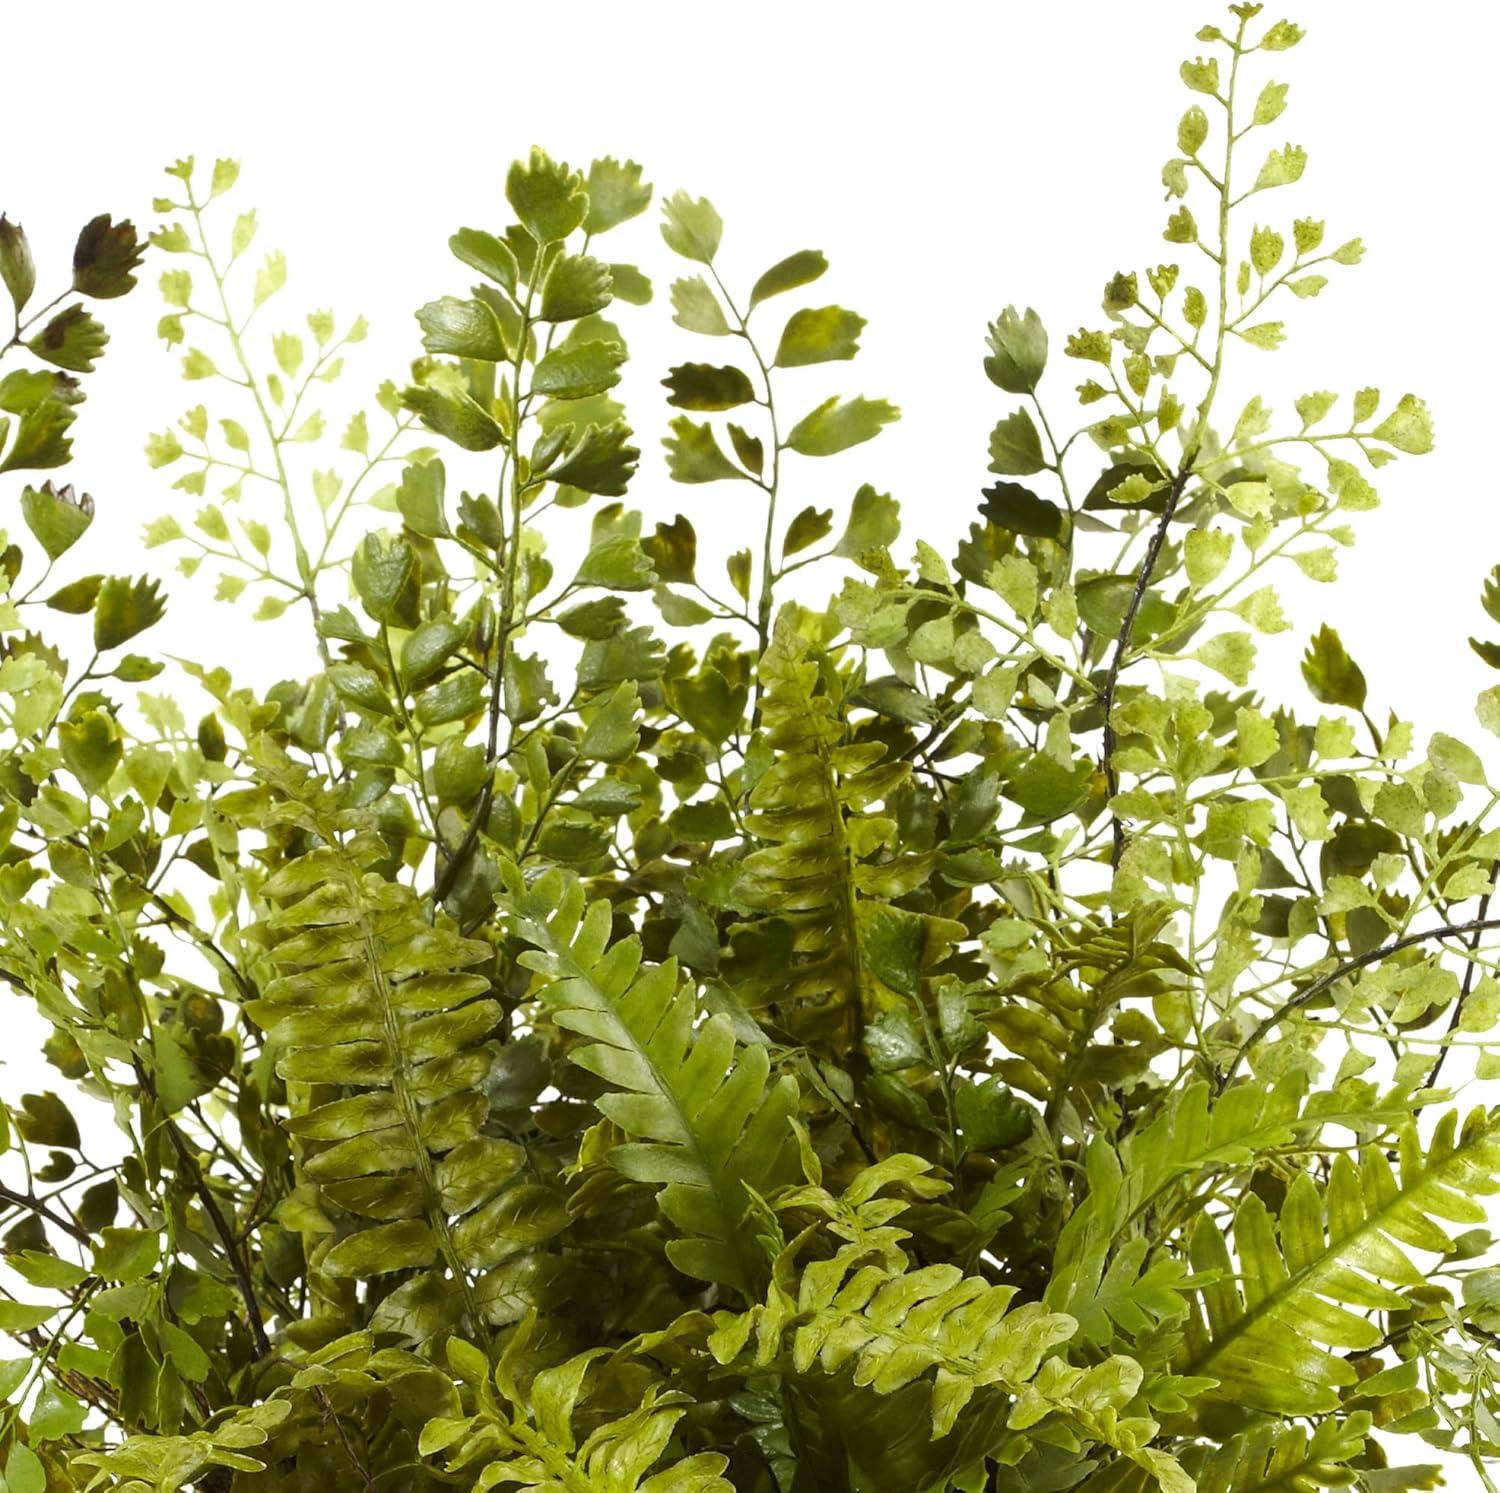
396 459 451 538
401 383 504 452
92 1227 159 1282
549 420 639 496
669 668 747 745
728 423 764 475
1301 624 1367 710
1005 753 1093 820
352 534 418 623
782 505 833 557
980 481 1064 540
578 682 641 762
662 363 755 411
72 215 143 298
540 254 612 323
46 574 103 614
557 596 628 639
17 1092 79 1150
0 216 35 314
28 305 108 373
449 228 518 293
0 398 75 473
865 1009 928 1072
21 481 93 560
58 709 122 794
93 576 165 651
415 670 486 727
401 618 466 686
863 908 926 998
956 1079 1032 1151
642 515 696 583
503 652 558 724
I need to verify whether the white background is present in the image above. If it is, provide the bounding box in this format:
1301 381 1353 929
5 1 1495 735
3 1 1496 1482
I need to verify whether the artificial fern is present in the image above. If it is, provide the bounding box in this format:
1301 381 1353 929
4 8 1500 1491
503 862 801 1296
1182 1107 1500 1415
250 743 507 1329
728 622 957 1049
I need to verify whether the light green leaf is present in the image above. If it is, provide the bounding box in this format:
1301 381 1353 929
987 408 1046 475
785 396 899 457
1371 394 1435 455
749 249 828 308
670 276 731 336
664 417 747 483
774 306 864 367
660 191 723 263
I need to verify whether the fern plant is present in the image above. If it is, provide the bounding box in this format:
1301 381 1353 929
3 5 1500 1490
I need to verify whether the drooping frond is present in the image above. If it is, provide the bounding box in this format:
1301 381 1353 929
1183 1414 1373 1492
730 622 955 1046
1072 1415 1373 1493
423 1330 732 1493
1117 1074 1415 1227
711 1241 1077 1439
703 1152 1185 1483
502 862 800 1296
986 902 1193 1113
1182 1106 1500 1414
250 743 531 1330
1045 1138 1194 1348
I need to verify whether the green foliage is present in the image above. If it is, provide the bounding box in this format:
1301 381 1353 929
3 12 1500 1492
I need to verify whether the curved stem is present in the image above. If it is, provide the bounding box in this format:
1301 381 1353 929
1216 916 1500 1094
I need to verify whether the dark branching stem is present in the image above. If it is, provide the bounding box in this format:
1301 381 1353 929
432 279 537 911
1424 886 1495 1093
0 1183 92 1244
137 1063 272 1358
1215 915 1500 1095
1099 465 1195 870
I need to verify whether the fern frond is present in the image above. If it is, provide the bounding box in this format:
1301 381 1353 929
712 1249 1077 1438
425 1318 733 1492
251 743 521 1329
987 902 1191 1111
1183 1413 1372 1492
1182 1106 1500 1415
705 1156 1134 1453
1072 1414 1371 1492
1118 1074 1415 1229
426 1376 730 1493
502 862 800 1296
731 622 954 1046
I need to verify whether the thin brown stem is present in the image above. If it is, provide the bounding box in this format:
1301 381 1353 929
1216 916 1500 1094
1098 466 1193 870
